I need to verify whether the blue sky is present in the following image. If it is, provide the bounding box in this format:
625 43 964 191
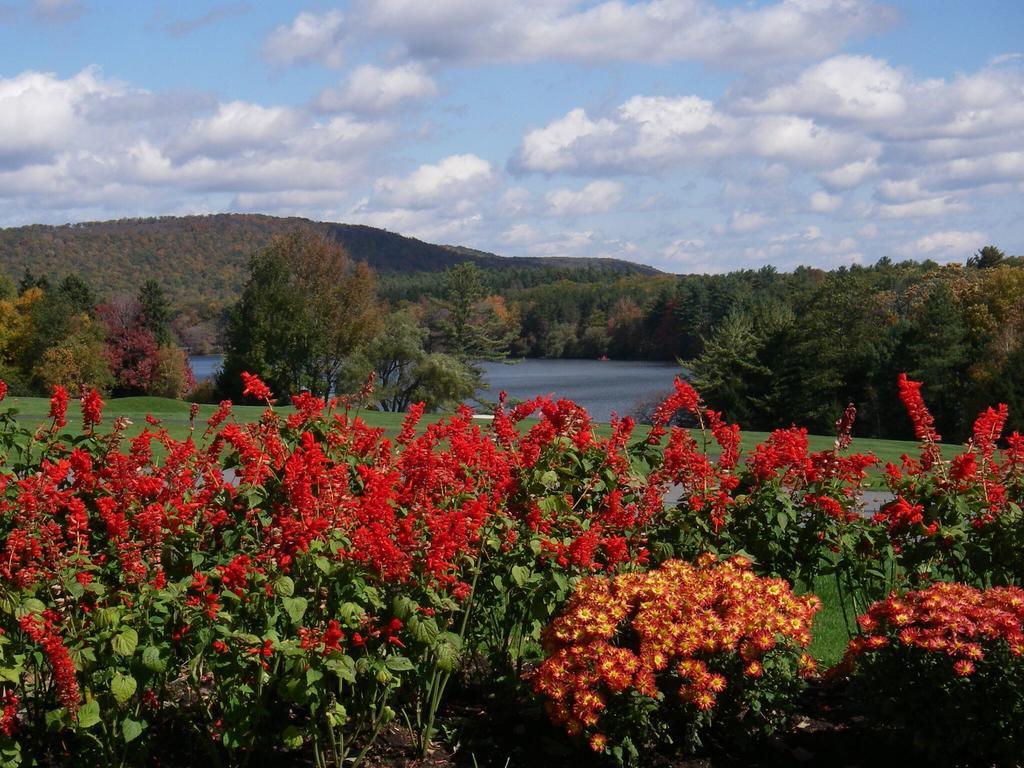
1 0 1022 272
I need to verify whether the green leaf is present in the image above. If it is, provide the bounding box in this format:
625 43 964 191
110 673 137 705
45 707 69 731
510 565 530 588
273 576 295 598
434 636 463 673
410 616 439 645
121 718 144 743
141 646 165 673
392 595 417 621
776 511 789 531
324 654 356 683
282 597 308 625
76 700 101 729
14 599 45 620
282 725 303 750
111 628 138 657
338 602 364 626
384 656 414 672
93 607 121 629
539 470 559 490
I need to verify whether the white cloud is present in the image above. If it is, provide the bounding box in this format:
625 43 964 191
818 158 879 188
499 222 543 246
515 108 618 173
809 190 842 212
359 0 894 68
661 238 731 273
263 10 346 68
745 115 878 170
316 63 438 114
497 187 534 217
373 154 494 208
545 180 623 216
876 178 925 202
174 101 300 159
513 97 875 175
729 210 770 233
345 204 485 243
163 4 250 37
902 229 988 260
0 67 399 224
877 196 969 218
0 68 121 166
738 55 909 122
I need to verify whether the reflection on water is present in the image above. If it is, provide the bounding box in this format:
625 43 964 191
189 355 682 422
473 359 682 422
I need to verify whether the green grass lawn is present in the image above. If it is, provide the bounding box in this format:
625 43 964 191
5 395 955 488
4 395 424 443
802 578 858 667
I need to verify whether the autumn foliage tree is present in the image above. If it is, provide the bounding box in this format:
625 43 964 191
99 288 193 398
218 230 381 401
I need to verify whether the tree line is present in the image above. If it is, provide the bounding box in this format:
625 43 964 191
0 270 192 399
5 227 1020 443
683 247 1024 442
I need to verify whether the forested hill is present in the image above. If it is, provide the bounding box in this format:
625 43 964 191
0 214 659 305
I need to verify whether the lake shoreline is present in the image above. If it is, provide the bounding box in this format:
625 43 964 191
190 355 684 423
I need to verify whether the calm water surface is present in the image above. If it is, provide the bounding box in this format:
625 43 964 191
189 355 682 422
190 354 223 384
474 359 680 421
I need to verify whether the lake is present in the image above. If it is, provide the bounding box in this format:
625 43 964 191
189 356 682 422
472 359 681 421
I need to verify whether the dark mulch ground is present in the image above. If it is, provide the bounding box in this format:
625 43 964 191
359 678 922 768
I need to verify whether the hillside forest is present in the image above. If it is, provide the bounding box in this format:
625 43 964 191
0 215 1021 443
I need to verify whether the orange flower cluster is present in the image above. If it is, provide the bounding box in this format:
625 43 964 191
843 582 1024 674
533 556 819 749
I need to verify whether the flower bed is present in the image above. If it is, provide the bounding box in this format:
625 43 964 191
0 372 1020 766
839 582 1024 766
533 556 819 764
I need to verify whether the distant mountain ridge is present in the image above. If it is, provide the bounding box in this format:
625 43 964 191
0 214 660 306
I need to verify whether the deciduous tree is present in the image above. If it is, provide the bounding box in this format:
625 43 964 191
219 230 382 401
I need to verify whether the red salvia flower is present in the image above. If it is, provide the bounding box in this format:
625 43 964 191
240 371 273 402
80 388 104 429
896 373 942 467
49 385 69 430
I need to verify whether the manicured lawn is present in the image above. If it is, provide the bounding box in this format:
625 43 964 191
5 395 954 488
802 578 857 667
4 395 432 443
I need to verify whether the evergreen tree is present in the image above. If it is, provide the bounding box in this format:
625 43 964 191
18 268 48 294
432 262 513 361
900 283 971 439
138 279 173 346
56 274 96 315
967 245 1005 269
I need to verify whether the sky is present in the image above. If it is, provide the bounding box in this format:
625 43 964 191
0 0 1022 273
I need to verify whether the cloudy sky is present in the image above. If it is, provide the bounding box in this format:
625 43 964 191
1 0 1022 272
